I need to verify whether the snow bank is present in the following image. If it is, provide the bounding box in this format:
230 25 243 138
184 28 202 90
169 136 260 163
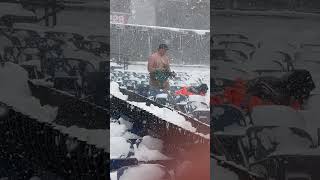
251 105 306 129
133 144 170 161
189 95 207 104
140 136 164 151
111 118 169 160
110 137 131 159
133 136 169 161
0 62 57 122
110 172 117 180
53 124 108 151
119 164 167 180
300 109 320 142
110 122 133 158
111 81 128 100
128 101 196 132
257 127 312 155
110 123 128 137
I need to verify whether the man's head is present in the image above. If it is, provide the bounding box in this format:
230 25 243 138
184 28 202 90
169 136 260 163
158 44 169 56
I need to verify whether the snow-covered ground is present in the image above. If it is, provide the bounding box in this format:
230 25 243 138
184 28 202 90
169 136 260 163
110 115 172 179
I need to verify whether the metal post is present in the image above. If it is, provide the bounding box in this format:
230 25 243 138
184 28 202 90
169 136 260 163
118 30 121 63
45 5 49 26
148 32 151 56
180 35 183 65
53 0 57 26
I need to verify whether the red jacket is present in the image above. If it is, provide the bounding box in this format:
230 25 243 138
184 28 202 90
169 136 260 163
175 86 206 96
211 78 302 111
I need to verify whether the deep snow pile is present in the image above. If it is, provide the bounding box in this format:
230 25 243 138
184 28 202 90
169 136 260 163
128 101 196 132
246 127 313 157
0 62 58 122
117 164 168 180
53 124 109 151
133 136 170 161
110 81 128 100
110 118 169 161
110 116 172 180
251 105 306 128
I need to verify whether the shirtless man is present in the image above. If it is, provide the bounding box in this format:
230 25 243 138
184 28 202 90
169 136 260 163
147 44 171 90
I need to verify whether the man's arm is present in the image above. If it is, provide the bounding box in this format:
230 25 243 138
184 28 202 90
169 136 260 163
166 57 171 72
147 55 156 73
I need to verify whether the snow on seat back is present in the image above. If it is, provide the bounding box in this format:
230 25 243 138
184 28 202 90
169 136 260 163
156 94 168 99
251 105 306 129
0 62 31 99
189 95 206 104
117 164 168 180
111 81 128 100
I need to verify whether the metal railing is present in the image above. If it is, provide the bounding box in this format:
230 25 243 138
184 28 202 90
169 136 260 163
212 0 320 12
110 23 210 65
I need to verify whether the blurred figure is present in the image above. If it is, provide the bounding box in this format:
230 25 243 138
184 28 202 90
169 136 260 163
148 44 171 91
175 84 208 96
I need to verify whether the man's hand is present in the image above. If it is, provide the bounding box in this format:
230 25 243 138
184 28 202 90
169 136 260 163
157 67 165 71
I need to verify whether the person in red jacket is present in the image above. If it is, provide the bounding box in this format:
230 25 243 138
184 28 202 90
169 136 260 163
211 78 302 111
175 84 208 96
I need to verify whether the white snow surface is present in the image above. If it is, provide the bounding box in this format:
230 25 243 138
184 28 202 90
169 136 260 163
128 101 196 132
251 105 306 129
133 136 169 161
110 120 169 160
110 137 131 159
118 164 167 180
188 95 207 104
253 127 313 155
156 93 168 99
140 136 164 151
53 124 108 151
110 172 117 180
110 81 128 100
0 62 58 122
133 143 170 161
